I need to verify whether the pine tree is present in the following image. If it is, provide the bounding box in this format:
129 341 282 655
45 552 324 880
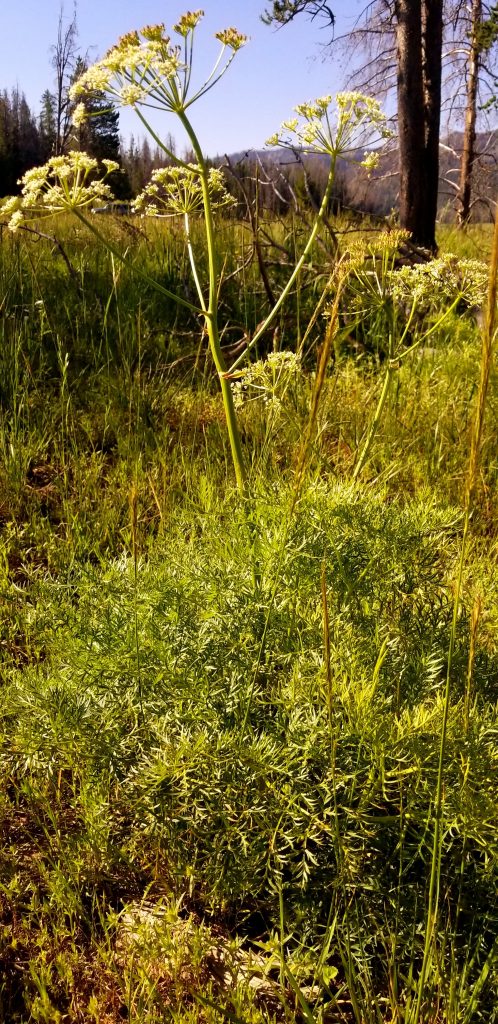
39 90 57 159
0 89 43 197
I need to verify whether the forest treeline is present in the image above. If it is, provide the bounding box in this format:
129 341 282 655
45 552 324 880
0 85 172 200
3 81 498 223
3 0 498 225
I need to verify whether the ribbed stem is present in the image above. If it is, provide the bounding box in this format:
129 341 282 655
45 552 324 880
227 153 338 375
177 111 247 494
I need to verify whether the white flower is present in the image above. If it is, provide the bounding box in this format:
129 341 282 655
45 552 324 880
1 195 21 216
268 91 393 160
389 254 488 318
8 210 24 233
72 102 88 128
361 151 379 174
119 84 146 106
232 351 302 410
133 164 235 217
7 153 117 229
102 159 120 174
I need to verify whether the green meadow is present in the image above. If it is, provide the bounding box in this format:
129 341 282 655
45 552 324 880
0 211 497 1023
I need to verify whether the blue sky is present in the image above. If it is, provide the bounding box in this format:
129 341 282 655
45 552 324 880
3 0 364 155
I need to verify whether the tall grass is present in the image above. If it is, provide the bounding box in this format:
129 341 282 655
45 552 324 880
0 213 496 1021
410 200 498 1024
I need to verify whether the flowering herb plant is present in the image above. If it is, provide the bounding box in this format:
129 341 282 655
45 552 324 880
6 11 391 496
132 165 236 219
267 91 393 173
3 154 119 230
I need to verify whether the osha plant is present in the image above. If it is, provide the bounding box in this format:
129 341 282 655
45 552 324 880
7 13 391 494
72 13 249 493
132 165 235 318
232 350 302 411
2 153 119 230
389 253 488 323
241 92 393 366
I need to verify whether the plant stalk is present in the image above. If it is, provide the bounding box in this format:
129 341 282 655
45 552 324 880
178 110 247 494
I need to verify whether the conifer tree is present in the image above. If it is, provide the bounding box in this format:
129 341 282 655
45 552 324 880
39 90 57 159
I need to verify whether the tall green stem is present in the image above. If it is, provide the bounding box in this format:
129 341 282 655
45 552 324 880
184 211 206 309
227 153 338 374
177 110 247 494
353 356 395 481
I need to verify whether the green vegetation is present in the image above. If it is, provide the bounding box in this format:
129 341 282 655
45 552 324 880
0 15 497 1024
0 206 496 1023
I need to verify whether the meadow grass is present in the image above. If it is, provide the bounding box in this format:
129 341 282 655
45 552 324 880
0 212 496 1022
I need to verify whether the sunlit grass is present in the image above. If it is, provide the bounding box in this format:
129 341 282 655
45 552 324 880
0 215 496 1022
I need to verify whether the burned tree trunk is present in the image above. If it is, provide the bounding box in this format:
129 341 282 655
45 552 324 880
395 0 443 251
422 0 443 246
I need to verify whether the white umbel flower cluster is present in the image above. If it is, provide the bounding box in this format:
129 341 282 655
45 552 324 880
267 91 393 170
2 153 119 230
232 351 302 410
389 254 488 316
69 13 247 114
132 165 235 217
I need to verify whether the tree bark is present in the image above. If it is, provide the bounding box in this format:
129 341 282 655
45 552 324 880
456 0 481 225
395 0 426 237
395 0 443 251
422 0 443 247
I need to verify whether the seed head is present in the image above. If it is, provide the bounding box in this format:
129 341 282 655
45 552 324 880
215 27 248 50
174 10 204 36
116 30 140 49
141 23 169 43
361 151 379 174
